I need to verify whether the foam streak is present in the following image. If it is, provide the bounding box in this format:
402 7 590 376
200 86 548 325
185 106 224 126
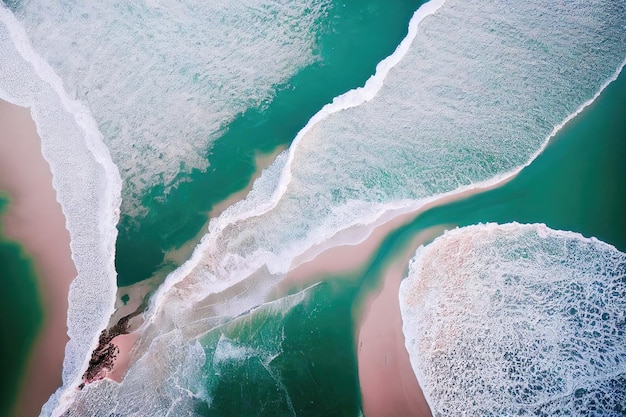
400 223 626 415
147 0 446 322
0 6 122 416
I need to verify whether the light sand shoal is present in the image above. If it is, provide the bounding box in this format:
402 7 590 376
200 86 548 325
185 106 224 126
105 332 140 383
0 100 77 417
275 178 515 415
357 226 446 417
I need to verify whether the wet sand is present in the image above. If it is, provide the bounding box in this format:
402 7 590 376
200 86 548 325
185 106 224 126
276 180 515 415
0 100 77 417
106 147 287 382
357 227 445 417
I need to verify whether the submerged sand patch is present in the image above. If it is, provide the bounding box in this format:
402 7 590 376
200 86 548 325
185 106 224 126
0 100 77 417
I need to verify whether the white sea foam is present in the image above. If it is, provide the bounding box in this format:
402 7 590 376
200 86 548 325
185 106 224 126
9 0 332 218
51 0 626 413
59 279 316 416
399 223 626 415
0 6 122 417
149 0 626 320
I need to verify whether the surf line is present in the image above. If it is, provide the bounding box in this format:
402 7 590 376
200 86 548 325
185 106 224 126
0 6 122 417
145 0 447 324
146 2 626 325
146 46 626 336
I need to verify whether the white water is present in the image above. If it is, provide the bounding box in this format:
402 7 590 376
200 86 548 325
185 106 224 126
8 0 332 218
400 223 626 415
4 0 625 413
76 0 626 413
150 0 626 321
0 6 122 417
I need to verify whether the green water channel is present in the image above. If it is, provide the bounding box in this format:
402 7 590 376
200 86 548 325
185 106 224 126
0 195 44 416
114 0 427 287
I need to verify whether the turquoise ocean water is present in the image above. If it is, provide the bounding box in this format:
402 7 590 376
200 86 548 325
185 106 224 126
0 0 625 416
113 0 427 286
0 196 43 416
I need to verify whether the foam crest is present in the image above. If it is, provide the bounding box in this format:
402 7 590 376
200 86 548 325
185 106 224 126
273 0 446 206
151 0 626 319
0 6 122 416
10 0 331 217
400 223 626 415
60 280 314 416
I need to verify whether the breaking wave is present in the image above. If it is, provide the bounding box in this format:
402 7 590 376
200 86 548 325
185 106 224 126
400 223 626 416
0 6 122 416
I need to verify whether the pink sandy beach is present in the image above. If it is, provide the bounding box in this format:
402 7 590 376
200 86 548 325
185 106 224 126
356 227 446 417
0 100 76 417
279 180 513 416
83 121 515 412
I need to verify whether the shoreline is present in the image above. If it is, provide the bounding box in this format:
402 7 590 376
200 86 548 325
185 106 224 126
100 146 287 384
357 227 442 417
144 5 625 325
273 179 517 415
0 100 76 416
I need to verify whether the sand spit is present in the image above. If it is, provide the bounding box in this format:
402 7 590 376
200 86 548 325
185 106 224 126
0 100 76 417
357 227 445 417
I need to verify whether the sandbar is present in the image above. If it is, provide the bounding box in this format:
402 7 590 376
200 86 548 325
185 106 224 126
0 100 76 417
357 227 445 417
275 179 515 415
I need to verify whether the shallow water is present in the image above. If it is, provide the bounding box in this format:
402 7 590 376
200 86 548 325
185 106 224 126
8 0 331 217
1 0 625 415
0 196 43 416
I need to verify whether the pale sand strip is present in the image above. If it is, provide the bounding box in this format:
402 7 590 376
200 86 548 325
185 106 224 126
0 100 77 416
277 180 514 415
106 147 286 382
357 227 445 417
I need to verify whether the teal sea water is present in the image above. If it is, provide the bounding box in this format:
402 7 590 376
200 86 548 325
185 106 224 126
0 0 625 416
0 195 43 416
114 0 427 286
411 68 626 252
